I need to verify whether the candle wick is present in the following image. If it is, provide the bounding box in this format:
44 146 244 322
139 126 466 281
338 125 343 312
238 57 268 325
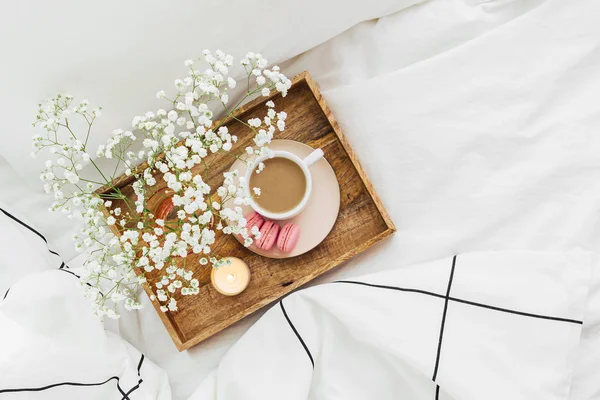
227 273 235 281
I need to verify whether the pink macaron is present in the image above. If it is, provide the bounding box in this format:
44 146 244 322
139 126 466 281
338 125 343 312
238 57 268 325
244 211 265 235
256 220 280 251
277 222 301 253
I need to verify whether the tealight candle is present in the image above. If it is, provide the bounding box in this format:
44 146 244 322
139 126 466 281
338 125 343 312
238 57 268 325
210 257 251 296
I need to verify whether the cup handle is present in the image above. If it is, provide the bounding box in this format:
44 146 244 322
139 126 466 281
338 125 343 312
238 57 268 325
302 148 324 168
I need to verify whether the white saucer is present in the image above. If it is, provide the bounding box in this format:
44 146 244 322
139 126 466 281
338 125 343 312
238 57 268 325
225 139 340 258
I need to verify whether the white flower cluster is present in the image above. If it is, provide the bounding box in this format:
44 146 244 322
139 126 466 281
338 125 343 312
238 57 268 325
32 51 291 318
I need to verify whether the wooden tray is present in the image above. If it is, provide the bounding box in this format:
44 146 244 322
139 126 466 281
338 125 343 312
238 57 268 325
98 72 395 351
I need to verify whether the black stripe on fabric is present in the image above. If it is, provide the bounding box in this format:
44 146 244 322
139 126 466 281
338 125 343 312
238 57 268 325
122 380 142 400
334 277 583 325
59 268 83 281
58 268 104 297
280 300 314 369
0 354 146 398
137 354 145 375
435 384 440 400
432 255 456 382
0 207 61 257
58 268 90 287
0 376 129 396
334 280 446 300
3 264 74 303
122 354 145 399
118 380 130 399
0 207 69 270
0 205 76 311
448 296 583 325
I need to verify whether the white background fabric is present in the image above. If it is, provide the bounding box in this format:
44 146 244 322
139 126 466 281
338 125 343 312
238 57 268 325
1 0 600 399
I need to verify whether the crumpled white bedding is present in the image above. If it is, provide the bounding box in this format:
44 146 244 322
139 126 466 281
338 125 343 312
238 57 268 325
0 230 592 399
1 0 600 398
189 252 592 400
0 212 172 399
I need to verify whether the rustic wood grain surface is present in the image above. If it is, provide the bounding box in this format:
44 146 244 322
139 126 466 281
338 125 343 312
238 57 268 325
97 72 395 351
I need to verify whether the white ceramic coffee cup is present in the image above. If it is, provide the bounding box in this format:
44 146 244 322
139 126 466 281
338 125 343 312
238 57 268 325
245 148 324 220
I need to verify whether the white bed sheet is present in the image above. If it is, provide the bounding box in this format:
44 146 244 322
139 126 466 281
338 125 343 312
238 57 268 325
188 252 592 400
2 0 600 399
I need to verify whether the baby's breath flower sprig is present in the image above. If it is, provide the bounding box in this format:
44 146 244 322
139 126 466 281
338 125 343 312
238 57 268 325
32 50 292 318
